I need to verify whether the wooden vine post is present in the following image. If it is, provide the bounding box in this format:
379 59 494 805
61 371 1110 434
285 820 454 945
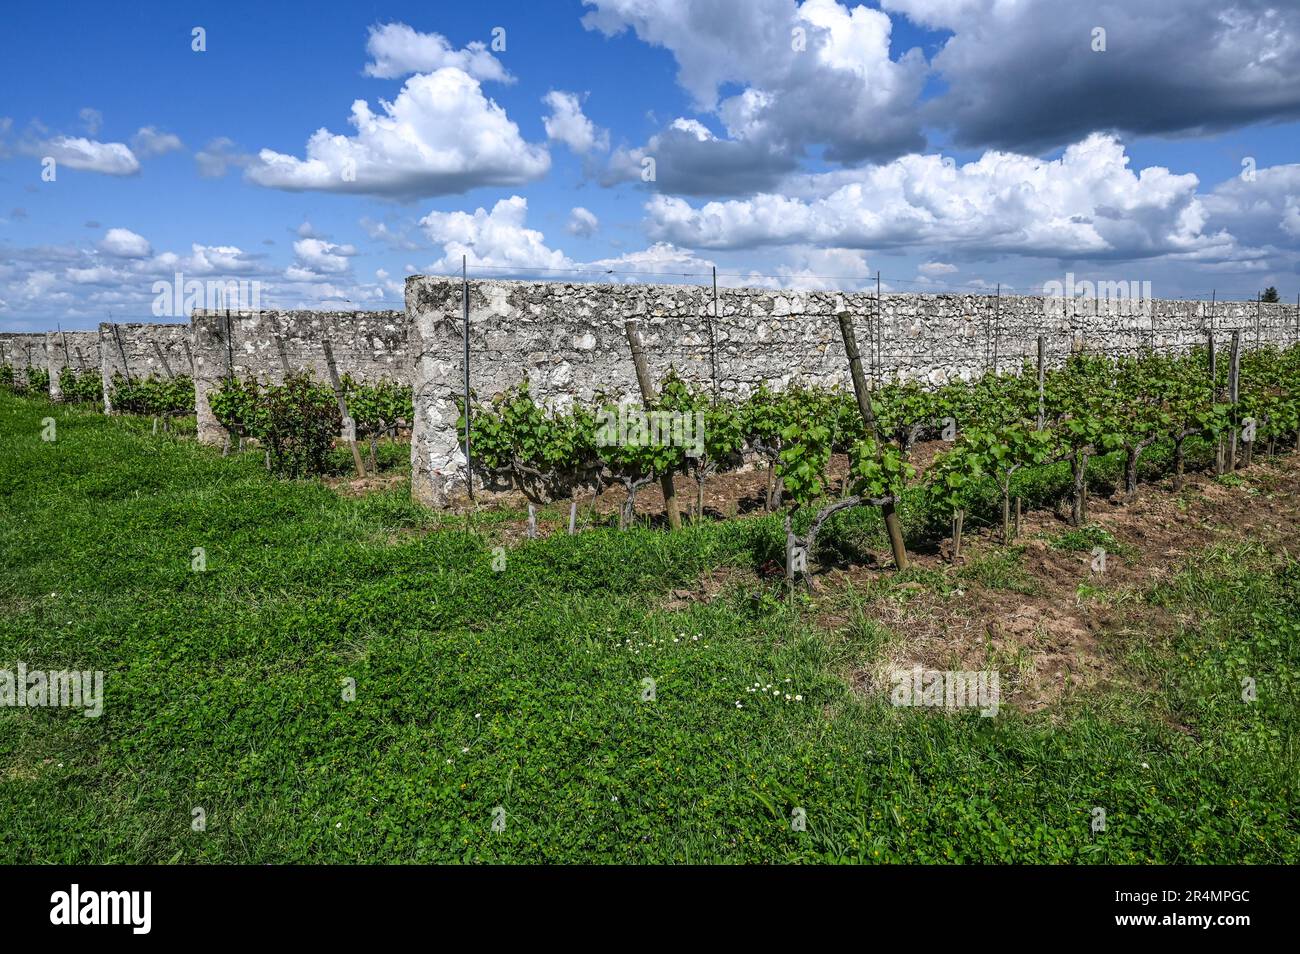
624 319 682 530
1207 330 1224 475
55 324 70 400
836 311 909 571
321 338 366 479
1227 330 1241 472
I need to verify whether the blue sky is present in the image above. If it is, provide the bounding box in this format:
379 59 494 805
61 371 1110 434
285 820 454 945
2 0 1299 330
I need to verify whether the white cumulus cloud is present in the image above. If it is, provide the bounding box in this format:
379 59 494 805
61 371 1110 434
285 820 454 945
246 68 549 199
645 134 1233 263
542 91 608 154
131 126 184 158
363 22 512 83
567 207 600 238
99 228 152 259
583 0 927 187
288 237 357 279
420 196 575 273
29 135 139 176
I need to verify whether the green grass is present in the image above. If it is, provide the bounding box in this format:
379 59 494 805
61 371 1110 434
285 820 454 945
1 392 1296 863
958 546 1040 595
1048 524 1135 559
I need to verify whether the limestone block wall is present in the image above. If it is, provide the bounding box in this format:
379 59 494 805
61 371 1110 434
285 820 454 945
189 309 410 444
0 333 49 383
45 330 102 399
97 322 194 413
406 276 1300 507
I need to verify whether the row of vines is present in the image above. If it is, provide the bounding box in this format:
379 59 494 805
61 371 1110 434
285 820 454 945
0 363 197 419
1 364 52 396
210 373 412 477
468 341 1300 581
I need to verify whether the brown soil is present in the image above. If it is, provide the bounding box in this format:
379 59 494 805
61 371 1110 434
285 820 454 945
325 472 408 497
586 441 952 522
834 456 1300 714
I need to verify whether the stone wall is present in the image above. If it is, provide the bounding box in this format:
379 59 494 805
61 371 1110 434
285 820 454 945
98 322 194 412
0 333 48 381
407 276 1300 507
45 330 102 399
190 309 410 444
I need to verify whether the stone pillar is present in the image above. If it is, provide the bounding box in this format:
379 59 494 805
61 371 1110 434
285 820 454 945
409 282 468 507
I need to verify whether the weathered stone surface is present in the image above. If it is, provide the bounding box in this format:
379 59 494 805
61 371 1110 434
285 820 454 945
45 330 102 400
98 322 193 412
190 309 409 444
406 275 1300 507
0 333 48 379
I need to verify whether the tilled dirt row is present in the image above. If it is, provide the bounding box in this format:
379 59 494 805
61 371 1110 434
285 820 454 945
835 457 1300 712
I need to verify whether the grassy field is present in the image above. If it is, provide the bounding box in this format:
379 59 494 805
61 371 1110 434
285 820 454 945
1 391 1297 863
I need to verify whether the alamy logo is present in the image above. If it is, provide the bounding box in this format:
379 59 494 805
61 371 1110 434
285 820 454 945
152 271 262 317
50 884 151 934
1042 272 1153 318
0 663 104 717
595 404 703 457
890 668 1000 717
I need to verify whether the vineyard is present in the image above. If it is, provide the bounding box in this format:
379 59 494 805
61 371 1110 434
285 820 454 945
467 338 1300 583
7 334 1300 569
0 362 194 419
209 374 412 477
2 328 1299 864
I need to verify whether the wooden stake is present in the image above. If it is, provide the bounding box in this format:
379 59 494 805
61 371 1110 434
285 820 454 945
1228 330 1241 471
151 340 174 379
624 319 681 530
111 323 132 383
321 338 366 479
837 312 908 571
1208 330 1223 475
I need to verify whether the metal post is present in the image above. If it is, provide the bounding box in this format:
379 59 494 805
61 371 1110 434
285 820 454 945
874 271 882 388
1036 335 1045 431
993 283 1001 374
710 266 720 399
1207 332 1216 400
1256 292 1262 350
